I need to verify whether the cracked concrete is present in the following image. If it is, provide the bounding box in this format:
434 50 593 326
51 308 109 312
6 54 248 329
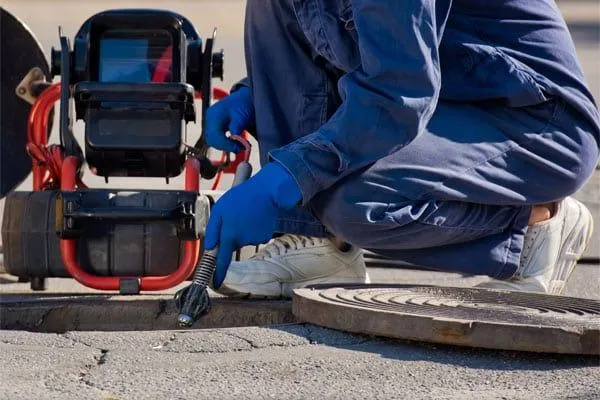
0 339 105 400
1 324 598 400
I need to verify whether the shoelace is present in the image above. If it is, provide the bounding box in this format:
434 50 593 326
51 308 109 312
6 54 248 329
521 227 539 261
253 234 326 260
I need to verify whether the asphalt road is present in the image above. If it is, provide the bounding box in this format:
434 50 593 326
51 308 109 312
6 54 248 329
0 1 599 399
1 326 599 400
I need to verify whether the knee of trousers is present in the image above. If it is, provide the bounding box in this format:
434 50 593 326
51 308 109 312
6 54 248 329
535 112 600 201
557 163 598 199
310 200 382 249
309 172 533 251
309 178 411 249
542 137 599 201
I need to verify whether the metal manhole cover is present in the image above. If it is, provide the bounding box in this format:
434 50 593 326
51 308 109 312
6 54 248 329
292 284 600 355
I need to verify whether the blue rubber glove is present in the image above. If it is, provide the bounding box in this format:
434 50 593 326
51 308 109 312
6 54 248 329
204 162 302 288
204 86 255 153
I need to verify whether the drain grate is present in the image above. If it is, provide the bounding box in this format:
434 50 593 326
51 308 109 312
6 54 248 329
292 284 600 355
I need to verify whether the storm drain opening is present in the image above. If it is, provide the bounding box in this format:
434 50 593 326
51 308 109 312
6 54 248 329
293 284 600 356
0 293 295 333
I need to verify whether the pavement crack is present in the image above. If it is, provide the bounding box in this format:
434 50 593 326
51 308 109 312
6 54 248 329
62 333 94 348
77 348 109 391
221 331 259 349
218 330 315 352
96 349 108 366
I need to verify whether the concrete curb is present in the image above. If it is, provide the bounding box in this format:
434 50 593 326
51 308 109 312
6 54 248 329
0 294 294 332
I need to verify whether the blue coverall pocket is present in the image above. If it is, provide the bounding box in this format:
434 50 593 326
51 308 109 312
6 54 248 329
440 41 552 109
297 94 329 136
293 0 361 72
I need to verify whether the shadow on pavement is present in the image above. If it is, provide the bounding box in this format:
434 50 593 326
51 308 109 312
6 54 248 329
271 323 600 371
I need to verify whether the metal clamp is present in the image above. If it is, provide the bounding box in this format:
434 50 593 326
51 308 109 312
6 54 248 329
15 67 51 105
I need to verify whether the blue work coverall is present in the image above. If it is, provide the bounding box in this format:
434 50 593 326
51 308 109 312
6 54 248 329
238 0 600 279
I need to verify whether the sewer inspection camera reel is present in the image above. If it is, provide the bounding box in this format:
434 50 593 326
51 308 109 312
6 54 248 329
0 8 250 300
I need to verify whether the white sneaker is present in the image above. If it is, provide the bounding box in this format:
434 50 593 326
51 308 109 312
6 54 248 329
213 234 370 298
476 197 594 295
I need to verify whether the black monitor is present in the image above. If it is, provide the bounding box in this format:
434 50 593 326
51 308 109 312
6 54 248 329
71 10 199 178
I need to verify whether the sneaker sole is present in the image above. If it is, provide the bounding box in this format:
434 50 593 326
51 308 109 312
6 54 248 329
218 272 371 300
550 198 594 295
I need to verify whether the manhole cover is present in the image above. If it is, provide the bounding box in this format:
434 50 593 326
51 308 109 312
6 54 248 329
292 284 600 355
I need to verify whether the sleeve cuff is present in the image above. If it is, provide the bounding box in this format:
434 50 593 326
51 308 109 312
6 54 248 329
268 147 322 206
230 77 250 93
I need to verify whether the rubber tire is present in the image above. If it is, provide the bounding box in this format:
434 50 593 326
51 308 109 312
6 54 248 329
1 8 52 197
1 190 184 278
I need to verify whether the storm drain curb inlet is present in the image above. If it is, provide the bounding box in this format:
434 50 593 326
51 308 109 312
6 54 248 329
1 295 295 332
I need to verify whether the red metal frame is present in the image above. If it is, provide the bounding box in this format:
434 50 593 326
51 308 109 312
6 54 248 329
195 88 251 178
27 83 61 190
25 82 248 292
59 156 201 291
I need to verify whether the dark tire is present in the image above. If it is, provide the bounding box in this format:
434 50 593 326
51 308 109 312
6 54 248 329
1 190 184 278
1 8 52 198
